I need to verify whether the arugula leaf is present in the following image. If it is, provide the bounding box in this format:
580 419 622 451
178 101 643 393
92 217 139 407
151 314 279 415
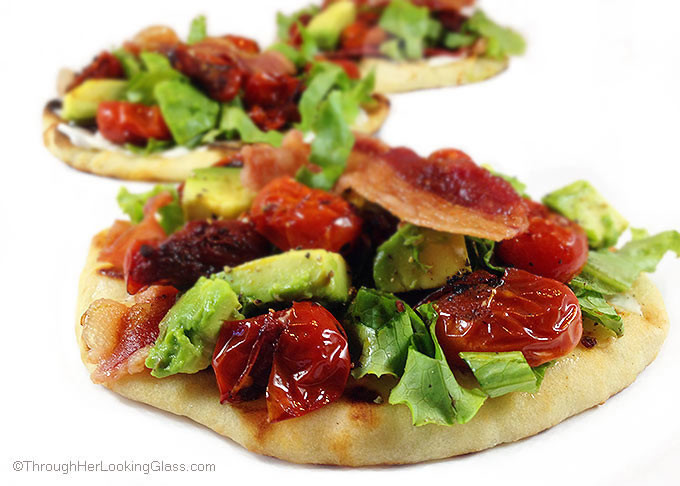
276 5 320 41
389 303 487 426
219 104 284 146
459 351 547 398
465 237 506 273
463 10 525 59
345 288 426 379
296 90 354 191
188 15 207 44
543 180 628 249
117 185 184 235
379 0 431 60
154 80 220 145
572 288 624 336
113 48 142 78
125 52 186 105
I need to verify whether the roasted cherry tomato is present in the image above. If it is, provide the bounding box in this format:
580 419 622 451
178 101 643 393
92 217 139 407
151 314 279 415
340 21 388 51
496 199 588 283
431 268 583 367
249 177 363 253
126 220 271 294
67 51 125 92
96 101 171 145
212 302 351 422
223 34 261 54
243 72 301 130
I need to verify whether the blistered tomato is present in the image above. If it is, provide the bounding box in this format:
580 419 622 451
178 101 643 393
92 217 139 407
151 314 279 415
96 101 171 145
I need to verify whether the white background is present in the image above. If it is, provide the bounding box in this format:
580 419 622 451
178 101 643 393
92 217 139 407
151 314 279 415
1 0 679 485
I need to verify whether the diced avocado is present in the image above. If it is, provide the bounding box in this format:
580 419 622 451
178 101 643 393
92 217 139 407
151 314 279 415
307 0 357 50
542 180 628 249
182 167 255 221
221 250 351 306
145 276 242 378
374 224 470 293
61 79 128 121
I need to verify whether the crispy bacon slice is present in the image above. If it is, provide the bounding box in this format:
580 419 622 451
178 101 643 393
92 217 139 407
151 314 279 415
98 192 173 272
239 130 310 191
81 286 178 383
337 137 528 241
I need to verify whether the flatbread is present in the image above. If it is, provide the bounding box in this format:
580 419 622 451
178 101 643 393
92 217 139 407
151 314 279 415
43 94 390 182
361 56 509 94
76 231 669 466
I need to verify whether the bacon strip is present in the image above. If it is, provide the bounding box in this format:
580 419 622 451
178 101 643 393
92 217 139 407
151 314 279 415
337 137 528 241
81 286 178 384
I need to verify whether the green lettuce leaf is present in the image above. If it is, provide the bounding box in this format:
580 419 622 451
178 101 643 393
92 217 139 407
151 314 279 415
124 138 173 155
619 230 680 272
459 351 548 398
443 32 476 50
154 80 220 145
465 237 506 273
297 62 350 133
116 185 184 235
542 180 628 249
572 288 624 336
463 10 525 59
379 0 430 60
389 303 487 426
113 48 142 79
296 90 354 190
125 52 186 105
219 104 284 146
188 15 207 44
345 288 427 379
276 5 320 41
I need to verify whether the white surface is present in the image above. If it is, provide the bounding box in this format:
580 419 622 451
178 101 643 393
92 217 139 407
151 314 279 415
1 0 679 485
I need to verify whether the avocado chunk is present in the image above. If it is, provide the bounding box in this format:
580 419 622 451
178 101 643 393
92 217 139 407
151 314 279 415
221 250 351 306
542 180 628 249
374 224 470 292
182 167 256 221
307 0 357 50
145 276 242 378
62 79 128 121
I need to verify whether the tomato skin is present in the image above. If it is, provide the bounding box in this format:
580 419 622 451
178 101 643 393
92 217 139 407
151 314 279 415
67 51 125 92
243 72 302 131
212 302 350 422
223 34 260 54
249 177 362 253
96 101 171 145
432 268 583 367
496 199 588 283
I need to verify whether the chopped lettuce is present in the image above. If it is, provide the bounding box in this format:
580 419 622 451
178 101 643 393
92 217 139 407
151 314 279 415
146 277 243 378
543 180 628 249
390 303 487 426
296 90 355 190
345 288 429 379
443 32 476 50
297 62 351 133
619 230 680 272
459 352 548 398
276 4 320 41
116 185 184 235
463 10 525 59
465 237 506 273
124 137 173 155
113 48 142 78
154 80 220 145
188 15 207 44
124 52 186 105
378 0 431 60
572 288 624 336
219 104 284 146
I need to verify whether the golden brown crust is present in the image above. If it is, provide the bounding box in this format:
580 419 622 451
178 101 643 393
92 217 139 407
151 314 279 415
76 231 669 466
361 56 509 94
43 95 390 182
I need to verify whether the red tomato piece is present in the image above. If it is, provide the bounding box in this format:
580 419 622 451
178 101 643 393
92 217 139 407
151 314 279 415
212 302 350 422
223 34 261 54
496 199 589 283
96 101 171 145
249 177 362 253
67 51 125 92
432 268 583 367
243 71 302 131
267 302 351 422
